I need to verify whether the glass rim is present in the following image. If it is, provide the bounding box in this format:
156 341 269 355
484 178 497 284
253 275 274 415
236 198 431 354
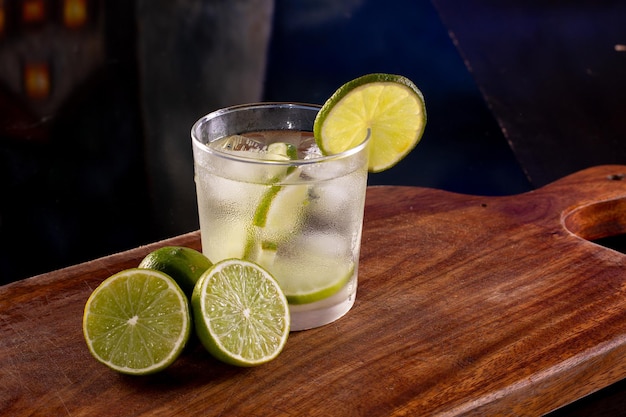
191 102 370 166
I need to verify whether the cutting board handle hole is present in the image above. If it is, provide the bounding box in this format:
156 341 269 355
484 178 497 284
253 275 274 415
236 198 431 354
563 197 626 253
607 173 625 181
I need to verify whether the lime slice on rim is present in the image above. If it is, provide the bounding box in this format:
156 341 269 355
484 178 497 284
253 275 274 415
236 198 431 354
138 246 212 296
82 269 191 375
191 259 290 366
313 73 426 172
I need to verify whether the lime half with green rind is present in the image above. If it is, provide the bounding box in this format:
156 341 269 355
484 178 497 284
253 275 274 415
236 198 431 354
191 259 290 366
313 73 426 173
82 268 191 375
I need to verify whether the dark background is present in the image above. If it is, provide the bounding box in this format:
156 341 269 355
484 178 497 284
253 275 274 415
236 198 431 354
0 0 531 285
1 1 624 414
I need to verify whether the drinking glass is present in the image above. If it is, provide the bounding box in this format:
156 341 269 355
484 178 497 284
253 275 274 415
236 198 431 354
191 103 369 330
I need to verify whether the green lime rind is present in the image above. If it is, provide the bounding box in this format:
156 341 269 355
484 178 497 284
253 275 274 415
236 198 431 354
82 268 191 375
266 142 298 177
252 185 282 228
285 264 354 305
138 246 212 296
250 142 303 230
313 73 427 173
191 259 290 367
267 142 298 161
244 147 309 262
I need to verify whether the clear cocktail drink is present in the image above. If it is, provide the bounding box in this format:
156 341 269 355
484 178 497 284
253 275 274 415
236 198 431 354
191 103 369 330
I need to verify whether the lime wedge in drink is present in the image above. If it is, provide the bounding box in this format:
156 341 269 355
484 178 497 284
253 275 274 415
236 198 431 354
218 136 299 183
276 260 354 305
245 182 310 273
252 179 309 235
269 232 354 304
253 143 307 230
82 268 191 375
138 246 212 296
244 143 309 262
191 259 290 366
313 73 426 172
251 240 279 271
267 141 298 162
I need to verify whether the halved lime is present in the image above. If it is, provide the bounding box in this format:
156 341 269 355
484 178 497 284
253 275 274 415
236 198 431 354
82 268 191 375
138 246 212 296
191 259 290 366
313 73 426 172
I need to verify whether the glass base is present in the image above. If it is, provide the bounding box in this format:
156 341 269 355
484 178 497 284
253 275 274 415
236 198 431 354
289 291 356 331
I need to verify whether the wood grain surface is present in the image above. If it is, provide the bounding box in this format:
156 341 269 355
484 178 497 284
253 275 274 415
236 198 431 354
1 165 625 416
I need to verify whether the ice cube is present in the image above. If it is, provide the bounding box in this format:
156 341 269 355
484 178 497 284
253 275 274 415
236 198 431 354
302 143 323 160
219 134 266 153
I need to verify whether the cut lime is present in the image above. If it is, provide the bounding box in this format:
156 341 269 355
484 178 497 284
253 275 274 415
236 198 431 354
313 73 426 172
270 233 355 304
191 259 290 366
245 180 310 271
278 261 354 305
264 141 298 176
252 143 308 233
138 246 212 296
217 137 298 183
244 144 309 262
252 180 309 232
267 142 298 161
82 268 191 375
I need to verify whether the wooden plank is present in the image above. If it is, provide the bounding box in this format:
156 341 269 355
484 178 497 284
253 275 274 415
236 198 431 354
1 165 626 416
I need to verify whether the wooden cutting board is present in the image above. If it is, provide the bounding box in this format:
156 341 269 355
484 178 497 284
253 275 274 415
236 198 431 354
1 165 625 416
